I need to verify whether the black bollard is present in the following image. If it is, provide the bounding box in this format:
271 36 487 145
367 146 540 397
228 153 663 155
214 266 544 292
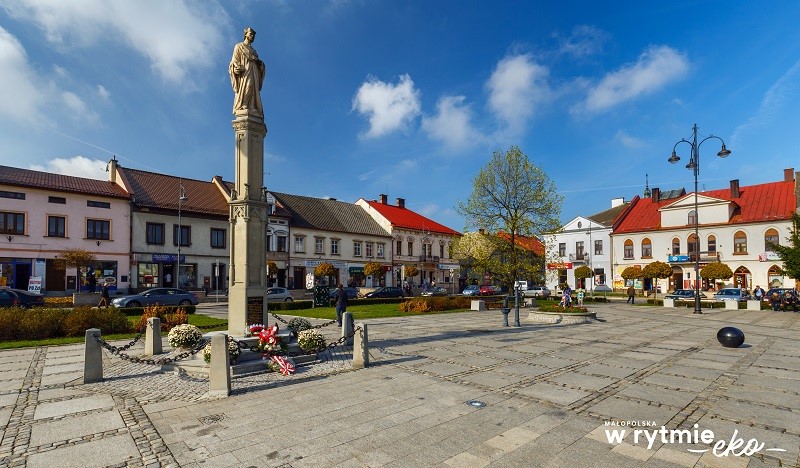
717 327 745 348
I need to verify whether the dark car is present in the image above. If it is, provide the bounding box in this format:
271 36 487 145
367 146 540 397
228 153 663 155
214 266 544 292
365 287 404 298
0 288 45 308
328 287 360 300
763 288 797 302
110 288 199 308
421 286 448 297
664 289 708 300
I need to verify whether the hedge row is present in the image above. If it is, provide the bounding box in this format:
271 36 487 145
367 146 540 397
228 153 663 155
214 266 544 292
399 296 471 313
0 306 131 340
116 304 196 316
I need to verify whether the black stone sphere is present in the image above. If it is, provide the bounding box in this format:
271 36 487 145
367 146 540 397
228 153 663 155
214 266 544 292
717 327 745 348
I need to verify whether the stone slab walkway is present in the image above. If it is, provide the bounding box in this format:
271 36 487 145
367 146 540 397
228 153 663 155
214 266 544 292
0 302 798 467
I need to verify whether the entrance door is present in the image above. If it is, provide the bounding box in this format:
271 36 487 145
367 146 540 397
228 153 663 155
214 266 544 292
15 263 31 291
211 264 226 292
163 265 175 287
45 259 66 291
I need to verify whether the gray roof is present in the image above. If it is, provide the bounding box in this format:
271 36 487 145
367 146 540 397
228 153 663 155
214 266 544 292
271 192 391 238
587 203 630 227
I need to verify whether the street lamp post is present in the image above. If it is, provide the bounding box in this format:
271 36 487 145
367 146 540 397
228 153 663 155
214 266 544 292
668 124 731 314
177 180 188 289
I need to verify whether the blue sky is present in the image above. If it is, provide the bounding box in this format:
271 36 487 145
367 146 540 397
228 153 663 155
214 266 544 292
1 1 799 233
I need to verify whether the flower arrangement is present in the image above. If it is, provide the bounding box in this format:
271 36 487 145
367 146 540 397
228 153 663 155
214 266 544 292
167 323 203 349
266 355 295 375
202 338 242 364
297 329 326 353
257 324 283 354
287 318 312 336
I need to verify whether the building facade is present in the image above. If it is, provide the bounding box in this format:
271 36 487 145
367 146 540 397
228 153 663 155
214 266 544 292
0 165 131 293
611 169 798 292
356 195 461 287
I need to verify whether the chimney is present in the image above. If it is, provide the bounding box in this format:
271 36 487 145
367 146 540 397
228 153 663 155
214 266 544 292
730 179 740 198
784 168 794 182
379 194 388 204
396 197 405 208
651 188 660 201
611 197 625 208
107 156 118 184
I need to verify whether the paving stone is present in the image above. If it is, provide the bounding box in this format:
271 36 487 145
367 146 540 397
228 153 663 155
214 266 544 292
26 433 139 468
515 382 590 405
30 409 125 447
34 394 115 420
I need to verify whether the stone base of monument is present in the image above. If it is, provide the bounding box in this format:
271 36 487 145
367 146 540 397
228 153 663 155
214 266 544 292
527 311 596 324
161 330 319 377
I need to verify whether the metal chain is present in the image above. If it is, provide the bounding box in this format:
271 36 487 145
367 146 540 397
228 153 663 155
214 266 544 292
317 325 362 353
94 335 208 366
270 312 337 330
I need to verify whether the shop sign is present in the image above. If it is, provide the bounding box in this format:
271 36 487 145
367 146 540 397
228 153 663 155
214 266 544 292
152 254 185 263
547 262 573 270
349 267 364 274
758 252 781 262
668 255 690 263
27 276 42 295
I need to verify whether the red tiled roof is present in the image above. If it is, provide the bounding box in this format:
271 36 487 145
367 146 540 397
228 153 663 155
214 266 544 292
615 179 796 234
117 167 229 216
363 200 461 236
497 231 545 256
0 165 129 199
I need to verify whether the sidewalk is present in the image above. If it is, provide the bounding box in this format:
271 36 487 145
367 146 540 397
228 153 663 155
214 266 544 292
1 303 798 467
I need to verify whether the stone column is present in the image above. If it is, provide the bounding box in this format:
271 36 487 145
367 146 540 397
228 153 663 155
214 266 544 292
228 113 269 335
208 334 230 398
84 328 103 384
352 323 369 369
144 317 162 356
342 311 354 346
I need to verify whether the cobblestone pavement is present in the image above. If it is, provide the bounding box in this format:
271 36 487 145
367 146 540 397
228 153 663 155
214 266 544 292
0 303 798 467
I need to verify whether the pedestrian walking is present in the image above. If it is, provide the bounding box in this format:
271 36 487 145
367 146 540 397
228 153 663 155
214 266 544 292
98 281 110 308
334 284 348 326
627 285 635 304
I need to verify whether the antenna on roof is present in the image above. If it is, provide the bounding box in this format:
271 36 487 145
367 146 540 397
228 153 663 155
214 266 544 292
643 173 651 198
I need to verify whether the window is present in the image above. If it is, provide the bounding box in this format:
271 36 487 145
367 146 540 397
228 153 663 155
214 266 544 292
377 243 385 258
641 238 652 258
672 238 680 255
87 200 111 209
366 242 373 257
211 228 226 249
48 196 66 204
266 234 272 252
594 240 603 255
48 216 66 237
688 209 696 225
396 239 402 256
734 231 747 254
688 234 698 258
0 190 25 200
146 223 165 245
330 238 339 255
707 235 717 254
0 212 25 235
277 236 287 252
440 244 445 258
558 269 568 286
558 243 566 257
173 225 190 246
576 241 584 260
408 240 414 256
87 219 110 240
623 239 634 259
315 237 325 254
765 229 779 251
353 241 362 257
294 235 305 253
423 243 432 258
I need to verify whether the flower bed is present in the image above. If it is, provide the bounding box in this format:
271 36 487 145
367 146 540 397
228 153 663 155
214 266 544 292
537 304 590 313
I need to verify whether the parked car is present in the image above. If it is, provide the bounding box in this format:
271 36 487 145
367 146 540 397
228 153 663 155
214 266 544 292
713 288 751 302
327 287 359 300
523 286 551 298
421 286 448 297
266 287 294 303
111 288 199 308
462 285 480 296
593 284 613 293
664 289 708 300
365 287 404 298
479 285 501 296
763 288 797 302
0 288 45 309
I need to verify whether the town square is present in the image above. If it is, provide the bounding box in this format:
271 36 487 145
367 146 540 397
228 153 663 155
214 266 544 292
1 1 800 467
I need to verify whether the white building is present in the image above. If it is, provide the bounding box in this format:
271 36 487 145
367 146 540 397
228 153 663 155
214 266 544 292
611 169 798 293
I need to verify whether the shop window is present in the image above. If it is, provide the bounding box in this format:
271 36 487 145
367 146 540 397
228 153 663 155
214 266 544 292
138 263 160 288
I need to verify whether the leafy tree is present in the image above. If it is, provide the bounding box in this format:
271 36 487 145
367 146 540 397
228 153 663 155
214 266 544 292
642 261 672 299
573 265 592 290
456 146 562 291
364 262 383 277
403 265 418 279
54 248 96 289
772 212 800 280
621 265 642 281
314 262 336 277
700 262 733 285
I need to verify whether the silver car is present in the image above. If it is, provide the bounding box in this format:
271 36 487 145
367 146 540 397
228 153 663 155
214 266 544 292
111 288 198 307
523 286 551 298
266 287 294 303
713 288 750 302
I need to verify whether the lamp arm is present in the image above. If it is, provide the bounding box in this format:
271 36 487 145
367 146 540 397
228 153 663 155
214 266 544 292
697 134 726 149
672 139 693 154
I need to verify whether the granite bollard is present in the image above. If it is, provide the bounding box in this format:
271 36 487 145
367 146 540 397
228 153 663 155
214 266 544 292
343 311 354 346
208 334 230 397
353 322 369 369
83 328 103 384
144 317 162 356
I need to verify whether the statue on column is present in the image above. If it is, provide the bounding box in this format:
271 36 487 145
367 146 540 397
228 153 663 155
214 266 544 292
229 27 266 116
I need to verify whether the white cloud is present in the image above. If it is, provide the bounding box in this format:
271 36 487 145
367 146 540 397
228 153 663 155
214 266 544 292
417 202 439 218
557 25 607 58
614 130 646 149
486 54 551 132
1 0 227 85
352 74 421 138
0 27 45 121
422 95 482 149
576 45 689 115
61 91 99 123
96 85 110 101
29 156 107 180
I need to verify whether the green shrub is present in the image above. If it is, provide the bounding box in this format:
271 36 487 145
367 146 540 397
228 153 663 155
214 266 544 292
0 308 72 340
268 300 313 311
399 296 470 313
63 307 130 337
537 304 589 313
